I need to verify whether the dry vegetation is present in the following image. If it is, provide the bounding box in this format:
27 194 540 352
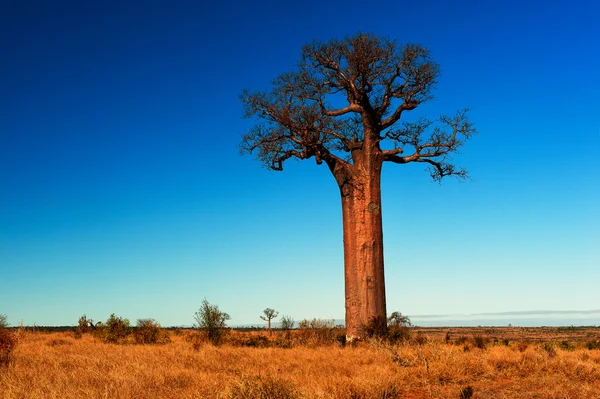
1 327 600 398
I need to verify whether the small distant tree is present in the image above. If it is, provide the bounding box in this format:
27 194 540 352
194 298 230 345
260 308 279 334
75 314 94 338
95 313 131 343
280 315 295 331
388 311 411 327
277 315 295 347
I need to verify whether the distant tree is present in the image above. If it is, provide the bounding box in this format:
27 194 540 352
260 308 279 334
0 314 7 329
278 315 295 347
77 314 94 335
280 315 295 331
194 298 230 345
94 313 131 343
134 318 171 344
241 33 476 340
388 311 411 327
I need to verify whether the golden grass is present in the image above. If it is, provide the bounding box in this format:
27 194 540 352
2 330 600 398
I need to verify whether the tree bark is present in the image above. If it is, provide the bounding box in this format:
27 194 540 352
336 151 386 341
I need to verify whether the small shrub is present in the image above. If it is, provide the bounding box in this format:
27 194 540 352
280 315 295 331
413 332 428 345
189 334 203 351
0 315 17 367
560 340 572 351
94 313 131 343
194 298 230 346
473 336 487 350
388 312 412 343
134 318 171 344
455 336 468 345
77 315 93 334
359 312 411 343
360 316 388 340
459 386 474 399
586 340 600 350
75 314 95 339
230 334 271 348
297 318 336 346
277 315 295 347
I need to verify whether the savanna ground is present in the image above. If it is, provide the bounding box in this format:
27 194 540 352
2 326 600 398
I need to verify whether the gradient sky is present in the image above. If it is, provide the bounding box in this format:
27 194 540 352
1 0 599 327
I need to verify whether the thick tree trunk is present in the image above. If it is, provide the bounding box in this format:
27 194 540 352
339 159 386 341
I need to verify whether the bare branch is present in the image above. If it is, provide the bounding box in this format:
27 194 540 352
380 101 419 129
382 109 476 180
322 104 362 117
378 45 440 129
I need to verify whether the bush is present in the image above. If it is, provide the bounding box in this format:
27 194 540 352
455 335 468 345
273 316 295 347
560 340 572 351
0 314 17 367
297 318 337 346
413 332 428 345
472 336 487 350
94 313 131 343
587 340 600 350
134 318 171 344
194 298 230 346
359 312 411 343
360 315 388 339
459 386 474 399
280 315 295 331
236 334 271 348
541 342 556 357
74 314 94 338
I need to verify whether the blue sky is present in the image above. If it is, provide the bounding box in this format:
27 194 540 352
1 0 599 327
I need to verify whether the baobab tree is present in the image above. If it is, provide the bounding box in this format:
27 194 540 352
241 33 476 340
260 308 279 334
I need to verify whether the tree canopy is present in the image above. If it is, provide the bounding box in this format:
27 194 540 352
241 33 476 182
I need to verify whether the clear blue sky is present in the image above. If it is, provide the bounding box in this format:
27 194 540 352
1 0 598 327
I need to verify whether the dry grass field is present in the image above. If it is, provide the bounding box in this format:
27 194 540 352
2 327 600 398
